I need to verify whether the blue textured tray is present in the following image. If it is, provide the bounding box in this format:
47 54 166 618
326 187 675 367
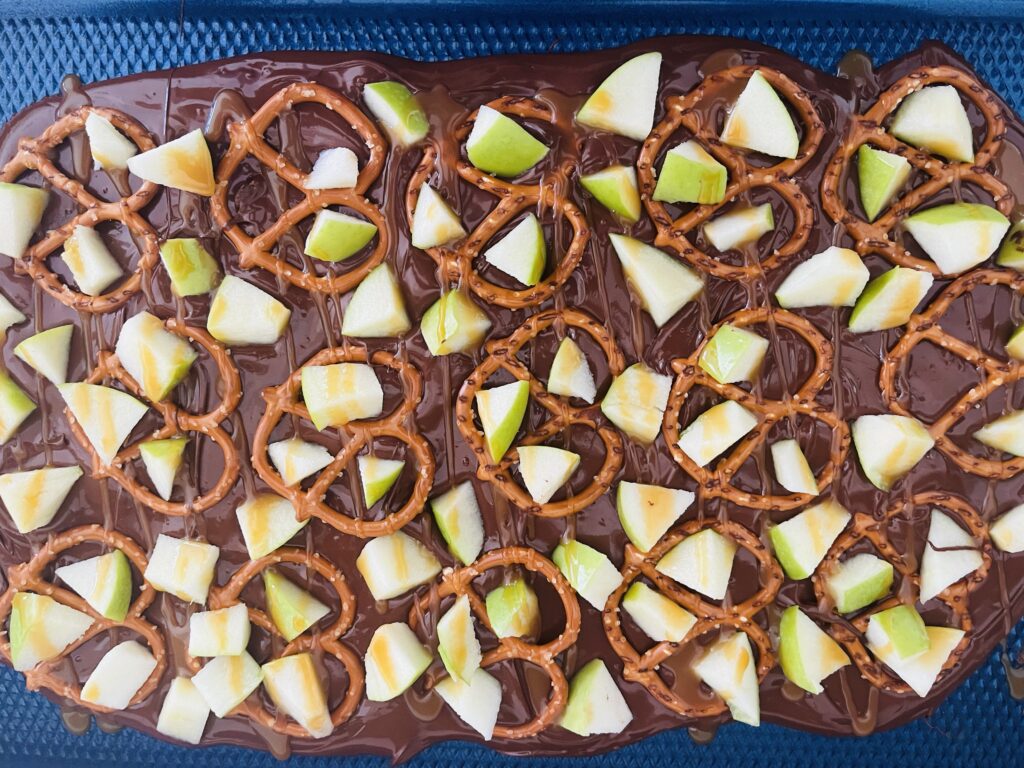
3 2 1024 766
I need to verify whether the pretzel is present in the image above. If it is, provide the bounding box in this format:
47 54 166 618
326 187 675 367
662 307 850 511
408 546 580 738
64 317 242 516
812 492 991 694
455 309 625 517
603 518 782 717
406 96 589 308
252 346 434 538
210 82 390 295
207 547 362 737
0 106 160 312
821 65 1014 274
637 66 824 281
880 268 1024 477
0 525 165 711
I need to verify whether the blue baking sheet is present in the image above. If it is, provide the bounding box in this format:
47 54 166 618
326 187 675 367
3 1 1024 765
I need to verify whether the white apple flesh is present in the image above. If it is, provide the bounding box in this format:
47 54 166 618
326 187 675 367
0 465 81 534
919 510 982 603
207 275 291 346
59 382 149 466
143 534 220 604
81 640 157 710
576 52 662 141
775 246 870 309
600 363 672 444
13 324 73 385
365 622 433 702
235 493 307 559
852 414 934 490
553 539 623 610
770 499 851 580
609 234 703 328
616 481 694 552
676 400 759 468
621 582 697 642
720 71 799 159
188 602 251 657
770 439 818 495
547 336 596 403
656 528 737 600
356 531 441 601
559 658 633 736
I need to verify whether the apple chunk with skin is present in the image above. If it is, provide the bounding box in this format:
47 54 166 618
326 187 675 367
301 362 383 431
358 455 405 507
553 539 623 610
622 582 697 643
699 324 769 385
475 379 529 463
693 632 760 726
889 85 973 162
188 602 251 657
264 568 330 642
919 510 982 603
0 290 26 333
0 371 35 445
267 437 333 488
866 604 930 661
871 624 964 698
9 592 93 671
997 221 1024 269
0 465 82 533
365 622 433 702
577 51 662 141
437 593 482 683
207 275 291 346
262 652 333 739
703 203 774 252
85 113 137 171
81 640 158 710
127 129 215 195
356 530 441 601
236 493 307 559
1006 324 1024 361
775 246 870 309
144 534 219 604
770 499 851 580
342 263 411 338
609 234 703 328
485 578 540 639
0 182 48 259
61 226 124 297
779 607 850 694
303 209 377 262
677 400 759 468
59 383 148 466
547 336 596 403
116 311 198 402
412 183 466 249
656 528 737 600
517 445 580 504
849 266 933 333
363 81 429 147
304 147 358 190
159 238 220 297
559 659 633 736
467 105 549 178
825 553 894 614
852 414 934 490
990 503 1024 553
601 363 672 444
617 481 694 552
420 290 491 356
435 667 503 740
191 652 263 717
770 439 817 495
720 71 798 158
14 324 73 384
653 140 727 205
156 677 210 745
483 213 546 286
580 165 641 222
858 145 911 221
431 481 484 565
973 409 1024 457
55 549 132 622
903 203 1009 274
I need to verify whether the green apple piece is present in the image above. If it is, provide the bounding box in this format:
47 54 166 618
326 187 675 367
0 182 48 259
262 653 333 739
411 183 466 249
552 539 623 610
303 209 377 262
437 593 482 683
485 578 540 639
435 667 502 740
865 604 930 661
81 640 157 710
609 233 703 327
577 51 662 141
580 165 641 222
365 622 433 701
358 454 405 507
692 632 760 726
656 528 737 600
467 105 549 178
517 445 580 504
475 379 529 462
616 481 694 553
653 140 728 205
857 145 911 222
356 530 441 601
871 624 964 697
991 503 1024 553
770 499 851 580
0 290 26 333
188 603 251 657
677 400 759 468
1006 324 1024 361
207 275 291 346
116 311 197 402
775 246 870 309
720 71 799 159
483 213 546 286
263 568 330 642
363 81 429 147
342 263 411 338
825 553 894 614
698 324 769 384
997 221 1024 269
852 414 935 490
13 324 73 384
158 238 221 297
601 363 672 444
191 652 263 717
143 534 220 604
305 147 358 190
156 677 210 745
126 129 216 196
849 266 934 333
919 510 982 603
889 85 973 163
301 362 383 431
267 438 333 487
703 203 775 252
778 606 850 694
559 659 633 736
61 225 124 296
235 493 307 559
59 382 148 466
903 203 1009 274
420 289 492 356
8 592 93 672
85 113 137 171
621 582 697 642
55 549 131 622
0 370 36 444
770 439 817 495
0 465 81 534
430 481 484 565
974 409 1024 456
547 336 596 403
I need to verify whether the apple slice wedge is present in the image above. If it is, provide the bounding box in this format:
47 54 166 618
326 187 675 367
363 81 429 147
1006 324 1024 361
919 510 982 603
778 606 849 694
262 653 333 738
865 604 929 661
304 147 358 190
553 539 623 610
267 437 333 488
580 165 641 222
143 534 219 604
9 592 93 671
467 105 549 178
191 652 263 717
693 632 760 726
264 568 329 642
483 214 546 286
81 640 157 710
990 503 1024 553
0 291 26 333
770 499 851 580
775 246 870 309
236 493 307 559
616 481 694 552
420 289 491 356
61 226 124 297
517 445 580 505
770 439 818 495
435 667 502 740
356 531 441 601
973 409 1024 457
365 622 433 701
207 275 291 346
158 238 220 297
870 624 964 698
703 203 774 252
720 71 799 159
547 336 596 403
656 528 737 600
59 382 149 466
437 593 482 684
699 323 769 385
342 263 411 338
609 234 703 327
0 182 48 259
888 85 973 162
903 203 1009 274
849 266 934 333
188 602 251 657
852 414 934 490
301 362 383 431
0 371 35 445
601 363 672 444
115 311 198 402
13 324 73 385
85 113 137 171
357 455 405 507
825 553 894 614
412 183 466 249
430 481 484 565
576 51 662 141
0 465 81 533
55 549 132 622
485 578 540 639
475 379 529 463
653 140 727 205
621 582 697 642
156 677 210 745
126 129 215 195
559 659 633 736
303 209 377 263
858 146 911 222
677 400 759 468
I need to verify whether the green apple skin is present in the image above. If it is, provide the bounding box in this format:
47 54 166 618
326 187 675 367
616 481 693 552
466 106 549 178
777 605 850 694
552 539 623 609
363 82 430 147
55 549 132 622
263 569 330 642
580 165 641 222
303 209 378 262
826 553 894 614
13 324 73 385
485 579 540 639
903 202 1009 274
848 267 933 333
430 482 484 565
698 324 769 384
159 238 221 296
420 290 491 356
869 604 930 660
476 379 529 463
436 594 481 683
857 146 911 222
0 369 36 444
559 658 633 736
997 221 1024 269
9 592 93 672
653 141 728 205
358 456 404 508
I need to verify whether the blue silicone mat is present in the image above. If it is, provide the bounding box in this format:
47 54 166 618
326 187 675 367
3 1 1024 765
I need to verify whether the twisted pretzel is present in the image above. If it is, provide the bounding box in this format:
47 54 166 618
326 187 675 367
406 96 589 308
603 518 782 717
637 66 824 281
0 106 160 312
211 82 390 295
663 307 850 511
408 546 580 739
455 309 625 517
821 65 1014 274
252 346 434 538
0 525 165 711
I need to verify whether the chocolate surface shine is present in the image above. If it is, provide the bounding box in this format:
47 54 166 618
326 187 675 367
1 35 1024 761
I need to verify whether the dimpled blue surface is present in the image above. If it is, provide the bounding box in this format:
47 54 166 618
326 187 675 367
2 1 1024 765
